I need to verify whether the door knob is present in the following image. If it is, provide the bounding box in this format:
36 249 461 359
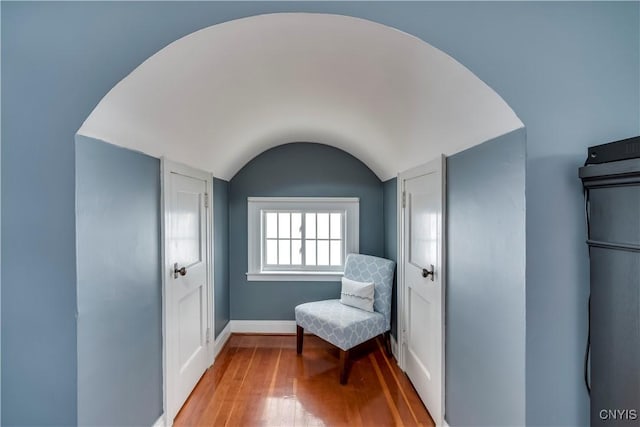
173 263 187 279
422 265 434 281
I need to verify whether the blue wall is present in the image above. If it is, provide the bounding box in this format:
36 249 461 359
213 178 230 337
382 178 398 338
507 5 639 425
229 143 383 320
2 2 638 425
3 3 81 423
446 129 527 426
75 136 162 426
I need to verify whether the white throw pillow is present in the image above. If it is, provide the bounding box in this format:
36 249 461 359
340 277 375 312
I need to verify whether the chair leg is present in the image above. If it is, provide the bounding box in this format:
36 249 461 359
339 349 350 385
296 325 304 355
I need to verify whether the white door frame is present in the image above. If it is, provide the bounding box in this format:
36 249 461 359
161 158 215 426
396 155 446 424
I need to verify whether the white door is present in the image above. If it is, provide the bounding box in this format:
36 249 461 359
163 161 213 424
400 157 445 425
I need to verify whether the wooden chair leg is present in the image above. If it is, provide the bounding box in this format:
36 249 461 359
339 349 350 385
296 325 304 355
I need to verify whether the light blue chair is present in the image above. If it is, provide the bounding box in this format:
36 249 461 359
295 253 396 384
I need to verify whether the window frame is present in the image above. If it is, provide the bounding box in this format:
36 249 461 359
247 197 359 281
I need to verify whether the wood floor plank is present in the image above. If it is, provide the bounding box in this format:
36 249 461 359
372 340 431 426
174 334 434 427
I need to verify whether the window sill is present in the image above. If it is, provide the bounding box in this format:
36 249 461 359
246 271 343 282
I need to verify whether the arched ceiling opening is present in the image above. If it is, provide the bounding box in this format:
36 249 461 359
77 13 523 181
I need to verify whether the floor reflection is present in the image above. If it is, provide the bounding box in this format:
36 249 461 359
262 395 326 427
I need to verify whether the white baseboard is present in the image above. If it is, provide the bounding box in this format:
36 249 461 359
390 334 398 360
213 322 231 357
152 414 165 427
230 320 298 334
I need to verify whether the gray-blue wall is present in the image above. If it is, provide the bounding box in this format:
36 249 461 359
75 136 163 426
229 143 383 320
446 129 527 426
213 178 230 337
512 5 638 425
383 178 398 338
2 2 638 425
3 3 81 423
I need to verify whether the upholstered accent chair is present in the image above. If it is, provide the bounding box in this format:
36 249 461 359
295 253 395 384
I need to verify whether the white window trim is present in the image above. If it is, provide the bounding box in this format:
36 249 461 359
247 197 359 281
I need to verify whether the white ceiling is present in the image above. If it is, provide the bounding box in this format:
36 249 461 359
78 13 523 181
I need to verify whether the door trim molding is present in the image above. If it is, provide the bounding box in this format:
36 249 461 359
161 158 215 426
390 334 399 361
397 155 447 426
153 414 166 427
213 323 232 358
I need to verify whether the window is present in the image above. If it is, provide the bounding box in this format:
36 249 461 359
247 197 359 281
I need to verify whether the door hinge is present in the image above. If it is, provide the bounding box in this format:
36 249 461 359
204 193 209 208
402 191 406 208
206 327 211 344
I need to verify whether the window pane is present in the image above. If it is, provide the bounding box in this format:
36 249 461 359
292 213 302 239
266 212 278 239
305 240 316 265
317 240 329 265
330 240 342 266
305 213 316 239
279 240 290 264
266 239 278 264
278 213 290 238
317 213 329 239
330 213 342 239
292 239 302 265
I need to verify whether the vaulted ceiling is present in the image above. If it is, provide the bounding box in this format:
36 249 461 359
78 13 523 181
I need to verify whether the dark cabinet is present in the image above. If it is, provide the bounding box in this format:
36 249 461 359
580 158 640 426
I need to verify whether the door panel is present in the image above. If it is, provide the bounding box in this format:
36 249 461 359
174 191 203 267
166 168 211 424
179 287 204 369
173 190 203 267
410 190 438 269
402 157 445 425
408 288 433 380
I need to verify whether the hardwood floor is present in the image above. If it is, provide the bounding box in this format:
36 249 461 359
174 334 434 426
